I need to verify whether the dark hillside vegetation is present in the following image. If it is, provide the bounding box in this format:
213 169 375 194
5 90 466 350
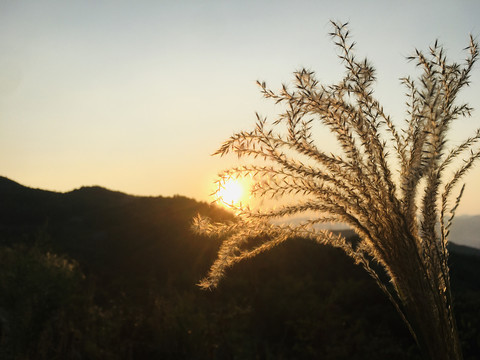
0 176 478 359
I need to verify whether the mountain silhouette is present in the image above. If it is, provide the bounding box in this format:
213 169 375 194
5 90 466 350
0 176 478 359
0 176 232 291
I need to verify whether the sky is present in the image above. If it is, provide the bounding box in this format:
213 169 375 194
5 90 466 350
1 0 480 214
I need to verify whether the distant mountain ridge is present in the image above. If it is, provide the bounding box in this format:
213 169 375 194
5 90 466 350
0 176 479 359
0 175 478 250
0 175 233 286
449 215 480 249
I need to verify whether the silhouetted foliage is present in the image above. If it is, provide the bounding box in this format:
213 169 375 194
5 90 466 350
0 177 478 359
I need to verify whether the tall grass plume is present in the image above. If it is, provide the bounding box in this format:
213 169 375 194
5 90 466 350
193 22 479 360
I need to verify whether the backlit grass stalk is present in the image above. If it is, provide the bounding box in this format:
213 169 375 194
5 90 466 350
193 22 479 360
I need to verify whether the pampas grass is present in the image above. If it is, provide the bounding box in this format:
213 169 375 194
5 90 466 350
193 22 479 360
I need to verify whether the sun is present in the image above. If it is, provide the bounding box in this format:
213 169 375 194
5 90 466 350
215 178 248 207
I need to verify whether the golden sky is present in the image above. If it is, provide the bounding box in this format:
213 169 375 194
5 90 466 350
1 0 480 214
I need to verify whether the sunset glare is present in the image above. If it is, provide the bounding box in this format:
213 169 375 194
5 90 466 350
1 1 480 214
215 178 247 207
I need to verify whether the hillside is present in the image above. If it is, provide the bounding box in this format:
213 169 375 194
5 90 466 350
0 176 231 288
0 176 478 359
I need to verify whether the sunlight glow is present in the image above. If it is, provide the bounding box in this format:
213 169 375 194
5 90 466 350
215 178 247 207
